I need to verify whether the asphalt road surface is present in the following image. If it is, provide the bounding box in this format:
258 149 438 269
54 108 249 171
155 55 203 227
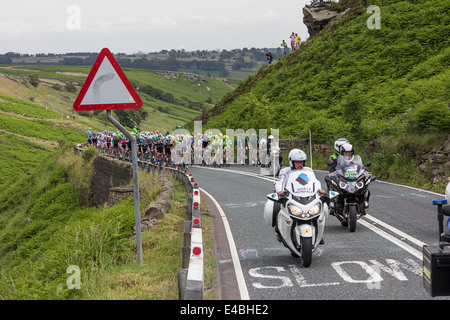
189 165 449 300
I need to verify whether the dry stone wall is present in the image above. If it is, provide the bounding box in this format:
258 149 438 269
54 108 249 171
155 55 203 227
91 155 133 206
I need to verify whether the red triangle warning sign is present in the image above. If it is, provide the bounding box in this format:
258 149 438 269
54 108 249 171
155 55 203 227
73 48 142 111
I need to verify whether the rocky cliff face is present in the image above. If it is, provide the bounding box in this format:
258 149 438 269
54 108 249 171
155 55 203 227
303 4 350 37
418 134 450 183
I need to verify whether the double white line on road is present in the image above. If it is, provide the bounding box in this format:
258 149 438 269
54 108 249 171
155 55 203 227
359 216 425 260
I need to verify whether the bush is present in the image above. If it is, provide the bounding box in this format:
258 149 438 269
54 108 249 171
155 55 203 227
28 75 40 87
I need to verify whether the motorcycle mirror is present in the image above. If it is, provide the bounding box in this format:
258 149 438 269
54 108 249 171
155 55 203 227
324 176 331 183
371 174 376 181
366 161 372 167
267 193 280 201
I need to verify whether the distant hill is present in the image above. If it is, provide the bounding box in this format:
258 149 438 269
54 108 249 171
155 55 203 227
3 47 286 80
0 64 234 133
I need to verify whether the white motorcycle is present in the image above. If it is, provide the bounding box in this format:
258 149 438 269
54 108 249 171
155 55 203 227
264 169 328 267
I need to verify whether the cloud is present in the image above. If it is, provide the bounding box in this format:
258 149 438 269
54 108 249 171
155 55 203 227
147 17 178 30
185 10 282 28
0 0 310 53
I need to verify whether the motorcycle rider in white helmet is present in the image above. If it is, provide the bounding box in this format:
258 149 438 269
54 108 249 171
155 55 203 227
273 148 325 243
332 142 371 213
327 138 349 173
275 149 325 195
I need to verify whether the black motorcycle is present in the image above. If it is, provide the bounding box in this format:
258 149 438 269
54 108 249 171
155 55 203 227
325 156 376 232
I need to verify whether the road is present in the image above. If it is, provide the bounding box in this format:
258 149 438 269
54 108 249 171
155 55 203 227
189 165 449 300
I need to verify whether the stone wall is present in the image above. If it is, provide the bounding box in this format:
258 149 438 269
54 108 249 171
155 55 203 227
108 187 134 206
419 134 450 183
280 139 331 156
91 155 133 206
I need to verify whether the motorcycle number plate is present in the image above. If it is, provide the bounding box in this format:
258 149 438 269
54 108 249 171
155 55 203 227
300 225 313 237
345 172 357 179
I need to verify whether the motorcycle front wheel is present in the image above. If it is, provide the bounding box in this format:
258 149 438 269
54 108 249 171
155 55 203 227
301 237 312 267
348 205 357 232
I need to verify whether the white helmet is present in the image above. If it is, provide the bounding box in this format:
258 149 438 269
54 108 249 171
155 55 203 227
341 143 354 161
288 149 307 168
334 138 349 153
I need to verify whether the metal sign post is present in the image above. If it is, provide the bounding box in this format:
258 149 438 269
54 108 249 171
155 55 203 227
107 111 142 265
73 48 144 265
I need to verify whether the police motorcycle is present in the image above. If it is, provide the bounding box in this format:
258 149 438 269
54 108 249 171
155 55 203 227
324 146 376 232
264 150 328 267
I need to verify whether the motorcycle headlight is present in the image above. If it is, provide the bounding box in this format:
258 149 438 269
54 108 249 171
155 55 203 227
309 203 321 215
356 181 364 189
289 204 302 216
339 181 347 189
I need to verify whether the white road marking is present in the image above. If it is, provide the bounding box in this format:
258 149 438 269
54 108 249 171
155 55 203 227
358 219 423 260
200 188 250 300
363 214 427 248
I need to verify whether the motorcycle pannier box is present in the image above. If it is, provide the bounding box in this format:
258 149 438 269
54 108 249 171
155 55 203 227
423 245 450 297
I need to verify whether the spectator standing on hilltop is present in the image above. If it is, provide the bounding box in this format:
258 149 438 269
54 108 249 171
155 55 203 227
281 40 288 55
289 32 296 51
266 50 273 65
295 33 301 50
310 0 323 8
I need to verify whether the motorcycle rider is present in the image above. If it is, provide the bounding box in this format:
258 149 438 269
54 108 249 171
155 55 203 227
327 138 349 173
334 143 371 214
274 149 325 242
276 149 325 195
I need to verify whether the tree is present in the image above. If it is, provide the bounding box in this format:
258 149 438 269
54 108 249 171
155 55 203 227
0 55 12 64
232 57 245 70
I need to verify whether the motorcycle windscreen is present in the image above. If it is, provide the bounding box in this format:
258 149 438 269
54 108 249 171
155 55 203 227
336 155 364 179
286 170 319 197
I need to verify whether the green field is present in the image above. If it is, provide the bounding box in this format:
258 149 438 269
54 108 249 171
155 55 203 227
0 64 234 133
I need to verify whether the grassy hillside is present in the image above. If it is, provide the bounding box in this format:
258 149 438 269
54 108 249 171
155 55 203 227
0 91 86 188
0 64 233 133
0 148 199 299
0 63 221 298
198 0 450 191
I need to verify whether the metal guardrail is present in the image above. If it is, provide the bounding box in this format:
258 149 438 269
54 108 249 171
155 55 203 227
74 143 204 300
143 163 204 300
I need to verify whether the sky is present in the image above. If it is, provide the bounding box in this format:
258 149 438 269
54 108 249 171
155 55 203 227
1 0 313 54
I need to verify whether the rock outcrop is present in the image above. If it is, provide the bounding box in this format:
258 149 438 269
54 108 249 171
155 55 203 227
303 4 350 37
418 134 450 183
